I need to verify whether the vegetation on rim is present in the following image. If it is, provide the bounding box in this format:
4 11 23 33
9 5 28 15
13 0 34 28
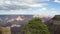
24 17 50 34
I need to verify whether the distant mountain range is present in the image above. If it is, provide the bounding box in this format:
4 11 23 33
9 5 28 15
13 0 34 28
0 15 52 27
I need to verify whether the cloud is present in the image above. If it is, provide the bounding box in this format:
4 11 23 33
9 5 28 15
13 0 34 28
0 8 47 15
36 0 49 3
0 3 48 10
0 0 49 10
46 8 57 16
0 5 30 10
31 8 57 16
54 0 60 3
0 0 57 16
0 7 58 17
0 0 49 5
0 7 57 15
7 16 25 22
0 0 49 4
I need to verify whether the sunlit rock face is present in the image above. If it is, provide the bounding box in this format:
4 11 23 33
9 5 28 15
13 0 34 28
11 24 21 27
15 16 25 21
7 16 25 22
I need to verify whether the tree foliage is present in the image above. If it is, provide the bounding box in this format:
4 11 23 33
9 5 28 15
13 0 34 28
24 17 50 34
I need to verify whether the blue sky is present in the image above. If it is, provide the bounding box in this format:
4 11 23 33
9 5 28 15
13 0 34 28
0 0 60 16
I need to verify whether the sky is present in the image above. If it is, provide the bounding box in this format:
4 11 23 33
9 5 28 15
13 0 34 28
0 0 60 16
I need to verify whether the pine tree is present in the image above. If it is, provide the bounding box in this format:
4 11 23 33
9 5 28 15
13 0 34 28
24 17 50 34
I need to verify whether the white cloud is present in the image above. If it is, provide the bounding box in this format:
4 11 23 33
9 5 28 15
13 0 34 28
20 3 48 8
32 8 57 16
0 0 57 16
0 8 58 17
0 0 49 10
0 10 33 14
54 0 60 3
0 8 47 15
0 0 49 5
0 3 48 10
47 8 57 16
41 8 47 11
32 8 47 15
36 0 49 3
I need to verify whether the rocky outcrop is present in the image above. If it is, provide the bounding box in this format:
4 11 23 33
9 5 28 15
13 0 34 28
45 15 60 34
